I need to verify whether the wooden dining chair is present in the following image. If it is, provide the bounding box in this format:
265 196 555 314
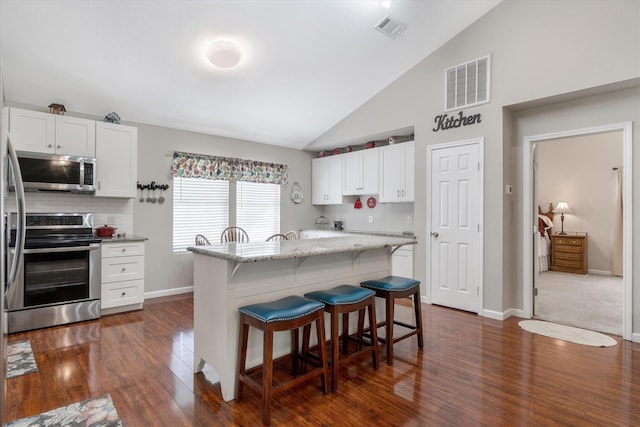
220 226 249 243
284 230 299 240
195 234 211 246
266 233 288 242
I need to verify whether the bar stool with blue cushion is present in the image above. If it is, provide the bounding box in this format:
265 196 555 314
360 276 423 366
304 284 379 392
236 295 330 426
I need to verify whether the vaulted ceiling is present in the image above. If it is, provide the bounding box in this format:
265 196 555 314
0 0 501 150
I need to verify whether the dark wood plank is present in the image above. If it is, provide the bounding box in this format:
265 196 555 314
5 293 640 426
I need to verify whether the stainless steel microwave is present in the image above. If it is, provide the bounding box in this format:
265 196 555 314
9 151 96 193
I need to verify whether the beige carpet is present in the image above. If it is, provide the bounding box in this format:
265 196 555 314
534 271 622 335
519 320 617 347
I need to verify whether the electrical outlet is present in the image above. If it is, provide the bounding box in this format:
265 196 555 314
368 216 373 224
407 215 413 224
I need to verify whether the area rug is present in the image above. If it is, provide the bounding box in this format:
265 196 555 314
7 340 38 379
519 320 617 347
6 394 122 427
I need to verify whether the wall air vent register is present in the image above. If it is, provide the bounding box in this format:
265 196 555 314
445 55 491 111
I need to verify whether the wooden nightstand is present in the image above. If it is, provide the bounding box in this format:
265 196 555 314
550 234 588 274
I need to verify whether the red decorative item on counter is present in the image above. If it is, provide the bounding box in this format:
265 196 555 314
365 141 376 149
367 196 377 208
333 148 341 155
96 225 117 237
354 197 363 209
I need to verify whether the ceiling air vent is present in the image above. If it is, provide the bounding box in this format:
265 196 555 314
445 55 491 111
374 15 406 39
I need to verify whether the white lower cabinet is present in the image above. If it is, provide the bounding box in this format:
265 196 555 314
101 241 145 312
391 245 414 278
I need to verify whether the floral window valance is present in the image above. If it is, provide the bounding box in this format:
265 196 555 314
170 151 288 185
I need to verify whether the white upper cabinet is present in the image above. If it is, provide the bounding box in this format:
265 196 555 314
95 122 138 198
55 115 96 157
312 155 343 205
342 148 378 195
379 141 414 203
9 108 95 157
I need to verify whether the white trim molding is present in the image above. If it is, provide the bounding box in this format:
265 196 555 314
522 122 633 341
144 285 194 300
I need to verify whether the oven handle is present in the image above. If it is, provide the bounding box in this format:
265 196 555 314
20 243 101 255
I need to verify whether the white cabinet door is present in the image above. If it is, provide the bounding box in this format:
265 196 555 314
361 148 379 195
95 122 137 198
312 157 329 204
326 155 343 204
379 141 414 202
342 151 360 195
312 156 343 205
343 148 378 195
9 108 56 153
55 115 96 157
391 245 414 278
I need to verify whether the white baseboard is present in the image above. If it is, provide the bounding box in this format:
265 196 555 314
421 295 428 304
588 269 612 275
632 332 640 343
481 307 525 320
144 286 193 300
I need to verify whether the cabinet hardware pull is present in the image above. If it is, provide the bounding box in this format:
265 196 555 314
121 292 126 296
121 267 126 272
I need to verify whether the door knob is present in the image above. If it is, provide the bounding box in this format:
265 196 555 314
431 232 439 238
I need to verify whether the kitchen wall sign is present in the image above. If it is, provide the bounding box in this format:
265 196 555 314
432 111 481 132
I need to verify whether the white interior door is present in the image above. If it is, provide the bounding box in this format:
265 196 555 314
429 139 482 313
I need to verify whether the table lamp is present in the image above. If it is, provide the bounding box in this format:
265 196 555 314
553 202 571 235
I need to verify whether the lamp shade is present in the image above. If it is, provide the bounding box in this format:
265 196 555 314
553 202 571 214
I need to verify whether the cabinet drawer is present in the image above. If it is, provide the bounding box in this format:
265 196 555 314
102 256 144 282
553 237 584 247
554 245 583 255
102 242 145 258
554 252 582 262
101 280 144 309
553 259 583 270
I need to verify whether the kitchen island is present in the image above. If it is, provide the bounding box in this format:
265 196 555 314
188 234 416 401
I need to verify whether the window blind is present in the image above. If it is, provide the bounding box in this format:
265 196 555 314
236 181 280 242
173 177 229 251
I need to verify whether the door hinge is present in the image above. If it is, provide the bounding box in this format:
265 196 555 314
477 287 479 296
477 162 480 171
533 287 538 296
477 224 480 232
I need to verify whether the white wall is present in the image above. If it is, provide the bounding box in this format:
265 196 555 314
308 0 640 319
536 131 623 273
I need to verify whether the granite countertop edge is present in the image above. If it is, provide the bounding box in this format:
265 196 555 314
98 235 148 243
188 235 416 263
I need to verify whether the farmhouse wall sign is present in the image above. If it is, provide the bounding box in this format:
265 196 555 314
433 111 482 132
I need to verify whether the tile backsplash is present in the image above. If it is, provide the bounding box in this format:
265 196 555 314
6 192 133 234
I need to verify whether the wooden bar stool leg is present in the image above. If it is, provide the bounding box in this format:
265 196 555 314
316 313 330 393
356 308 365 351
341 312 349 355
367 299 379 369
386 293 395 366
291 328 299 375
262 326 274 426
413 289 424 349
331 310 340 392
236 318 249 401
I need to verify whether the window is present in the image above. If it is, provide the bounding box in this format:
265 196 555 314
236 181 281 242
172 177 229 251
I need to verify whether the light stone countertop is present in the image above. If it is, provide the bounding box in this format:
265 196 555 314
187 234 416 263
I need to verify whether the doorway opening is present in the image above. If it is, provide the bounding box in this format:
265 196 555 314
522 122 632 340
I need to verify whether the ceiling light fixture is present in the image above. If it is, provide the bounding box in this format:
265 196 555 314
206 40 242 69
381 0 391 8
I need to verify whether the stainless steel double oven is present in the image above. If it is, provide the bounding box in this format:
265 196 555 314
6 213 101 333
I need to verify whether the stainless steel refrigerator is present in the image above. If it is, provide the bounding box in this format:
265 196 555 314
1 58 27 424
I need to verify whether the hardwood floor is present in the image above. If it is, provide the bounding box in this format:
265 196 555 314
5 293 640 426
